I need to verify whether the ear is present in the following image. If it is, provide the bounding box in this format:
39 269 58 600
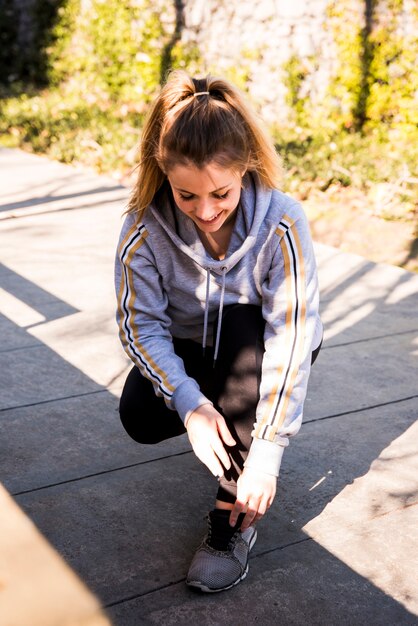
240 162 249 178
239 168 248 188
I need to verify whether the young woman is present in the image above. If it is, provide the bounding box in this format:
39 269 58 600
115 70 323 593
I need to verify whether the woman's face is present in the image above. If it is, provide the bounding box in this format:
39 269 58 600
167 161 244 234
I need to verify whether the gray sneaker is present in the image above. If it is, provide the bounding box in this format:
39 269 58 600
186 513 257 593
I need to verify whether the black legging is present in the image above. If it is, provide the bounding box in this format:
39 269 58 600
119 304 321 503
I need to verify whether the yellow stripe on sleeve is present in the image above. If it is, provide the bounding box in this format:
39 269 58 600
255 220 307 440
118 227 176 395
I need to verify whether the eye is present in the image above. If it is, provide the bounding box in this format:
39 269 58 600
213 191 229 200
179 193 195 201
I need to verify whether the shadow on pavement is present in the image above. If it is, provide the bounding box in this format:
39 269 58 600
0 212 417 624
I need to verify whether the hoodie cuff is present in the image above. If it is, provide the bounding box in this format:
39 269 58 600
244 437 287 477
172 378 212 424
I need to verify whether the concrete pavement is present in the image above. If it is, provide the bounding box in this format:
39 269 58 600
0 147 417 625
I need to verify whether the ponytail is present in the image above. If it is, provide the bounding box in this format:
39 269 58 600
127 70 282 219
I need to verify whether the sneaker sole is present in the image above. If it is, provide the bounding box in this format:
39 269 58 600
186 528 257 593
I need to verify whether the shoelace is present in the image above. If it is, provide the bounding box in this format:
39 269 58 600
206 511 244 551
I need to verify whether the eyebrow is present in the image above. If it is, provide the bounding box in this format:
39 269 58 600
174 183 232 194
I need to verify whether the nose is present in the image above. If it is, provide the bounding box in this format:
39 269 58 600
195 198 216 220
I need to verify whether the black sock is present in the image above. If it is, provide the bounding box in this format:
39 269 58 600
206 509 246 551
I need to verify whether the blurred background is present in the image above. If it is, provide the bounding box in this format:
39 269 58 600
0 0 417 271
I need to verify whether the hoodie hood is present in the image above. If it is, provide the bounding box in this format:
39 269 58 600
149 173 273 360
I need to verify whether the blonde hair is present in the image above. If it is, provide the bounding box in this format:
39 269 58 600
127 70 282 218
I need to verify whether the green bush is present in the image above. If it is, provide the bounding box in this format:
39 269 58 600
0 91 142 172
274 127 417 218
47 0 168 102
0 0 416 219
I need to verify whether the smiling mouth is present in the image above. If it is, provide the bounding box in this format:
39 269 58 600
198 212 222 223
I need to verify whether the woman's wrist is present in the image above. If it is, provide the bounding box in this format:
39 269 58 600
244 437 286 477
184 401 214 428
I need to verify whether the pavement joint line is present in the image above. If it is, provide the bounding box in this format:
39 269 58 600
0 343 42 354
4 387 411 418
0 389 108 413
322 328 418 349
103 577 187 609
102 537 313 608
304 394 418 425
0 326 414 358
6 395 417 495
11 450 193 497
252 536 312 561
0 343 416 413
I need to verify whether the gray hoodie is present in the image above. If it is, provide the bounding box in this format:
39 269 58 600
115 173 323 476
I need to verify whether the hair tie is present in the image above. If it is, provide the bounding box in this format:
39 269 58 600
193 91 210 97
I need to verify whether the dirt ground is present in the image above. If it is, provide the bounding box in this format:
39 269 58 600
300 184 418 274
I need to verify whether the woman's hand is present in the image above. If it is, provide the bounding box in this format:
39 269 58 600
229 467 277 531
186 404 236 478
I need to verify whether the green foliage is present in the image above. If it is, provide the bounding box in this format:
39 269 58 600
0 0 417 222
0 90 142 172
0 0 172 172
168 41 203 77
45 0 80 86
47 0 167 103
366 11 418 136
31 0 70 86
0 0 69 89
325 1 367 130
219 66 251 93
324 0 418 135
277 0 418 221
282 54 317 127
219 46 265 93
274 126 417 212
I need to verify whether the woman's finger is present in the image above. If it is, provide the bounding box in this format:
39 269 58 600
229 498 247 527
241 503 259 531
217 417 236 447
194 444 224 478
242 496 271 529
212 438 231 471
206 453 225 479
247 512 265 529
257 498 269 517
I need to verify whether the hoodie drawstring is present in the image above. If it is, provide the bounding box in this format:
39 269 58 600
202 268 211 355
202 266 227 365
213 267 227 365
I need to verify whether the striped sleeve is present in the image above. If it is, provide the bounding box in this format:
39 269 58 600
115 216 211 421
245 210 320 476
116 222 175 401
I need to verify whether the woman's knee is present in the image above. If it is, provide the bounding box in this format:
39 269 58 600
120 399 186 444
119 411 167 444
119 366 186 444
